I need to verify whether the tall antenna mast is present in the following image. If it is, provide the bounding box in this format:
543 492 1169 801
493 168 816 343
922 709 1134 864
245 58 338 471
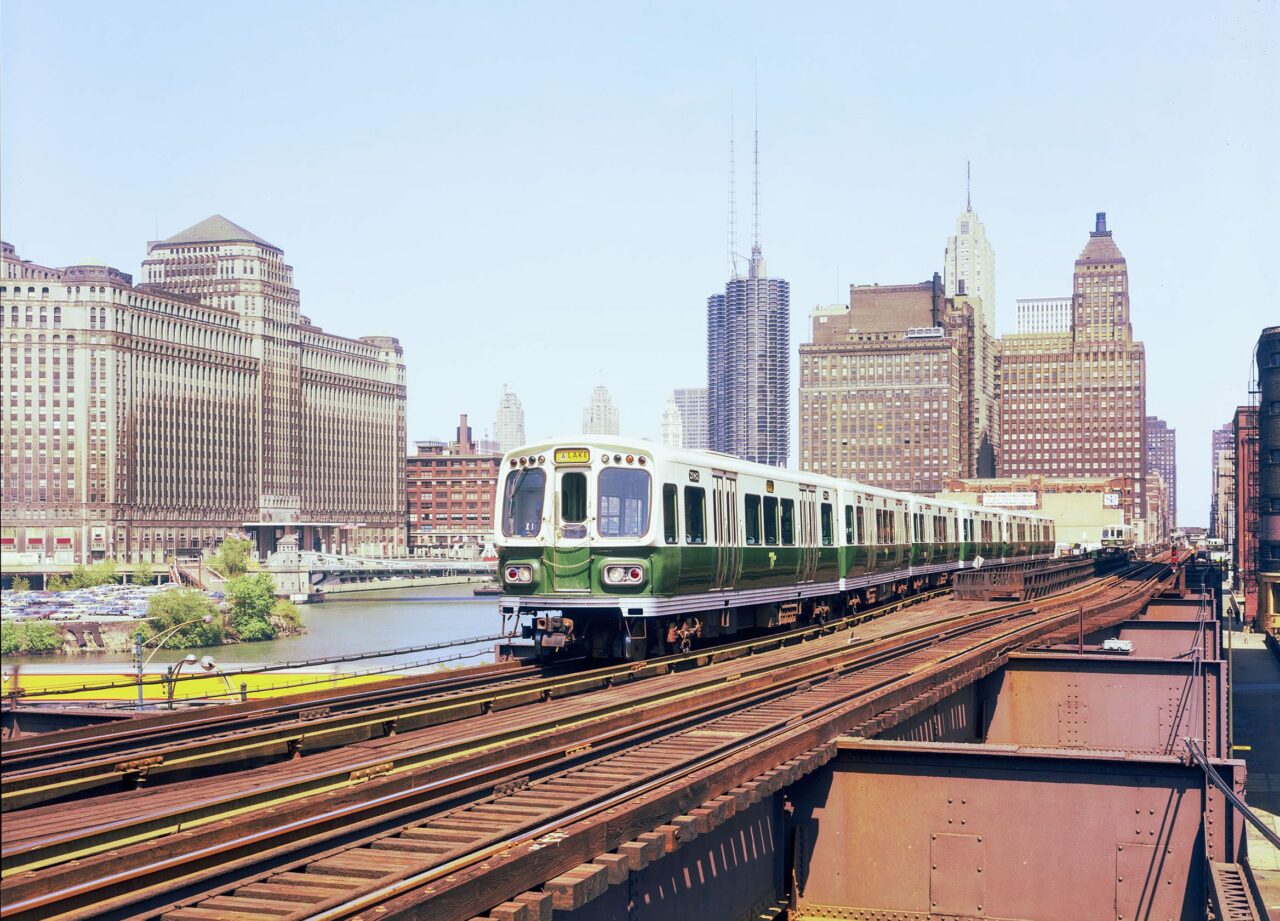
753 64 760 250
966 160 971 211
728 100 737 277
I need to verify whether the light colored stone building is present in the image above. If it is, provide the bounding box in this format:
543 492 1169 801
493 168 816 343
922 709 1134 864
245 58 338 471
939 474 1128 550
0 217 406 564
494 384 526 453
582 384 620 436
1015 297 1073 335
672 387 709 450
661 397 683 448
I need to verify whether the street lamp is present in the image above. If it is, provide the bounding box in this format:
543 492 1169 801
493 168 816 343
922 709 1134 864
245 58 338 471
164 653 234 709
164 654 199 710
134 613 215 711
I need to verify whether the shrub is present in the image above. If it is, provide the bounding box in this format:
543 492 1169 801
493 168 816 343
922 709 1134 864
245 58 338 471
226 573 280 642
211 537 253 578
1 621 64 655
131 560 155 586
146 589 223 648
10 576 31 592
269 599 303 634
49 561 121 591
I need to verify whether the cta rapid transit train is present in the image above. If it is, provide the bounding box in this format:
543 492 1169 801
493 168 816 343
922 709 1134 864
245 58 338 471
495 438 1055 660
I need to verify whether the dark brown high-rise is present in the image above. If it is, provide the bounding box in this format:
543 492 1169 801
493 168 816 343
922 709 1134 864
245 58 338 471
998 214 1148 535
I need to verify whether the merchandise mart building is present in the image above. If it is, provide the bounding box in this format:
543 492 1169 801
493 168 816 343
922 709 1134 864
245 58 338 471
1 217 406 565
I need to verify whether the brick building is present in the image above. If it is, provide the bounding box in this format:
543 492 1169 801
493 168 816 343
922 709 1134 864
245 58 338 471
1232 405 1259 624
1144 416 1177 528
1251 324 1280 633
1210 422 1234 537
798 274 988 494
1 218 406 564
406 414 501 554
998 213 1148 535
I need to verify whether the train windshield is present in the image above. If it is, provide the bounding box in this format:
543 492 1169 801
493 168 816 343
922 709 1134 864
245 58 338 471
502 468 546 537
597 468 650 538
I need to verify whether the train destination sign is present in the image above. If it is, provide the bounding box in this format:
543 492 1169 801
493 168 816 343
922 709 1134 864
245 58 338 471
554 448 591 464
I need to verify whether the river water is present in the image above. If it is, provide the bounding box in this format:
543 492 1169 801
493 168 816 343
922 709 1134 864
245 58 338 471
3 584 505 673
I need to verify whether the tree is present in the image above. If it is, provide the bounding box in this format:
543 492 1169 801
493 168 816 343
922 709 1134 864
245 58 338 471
225 572 278 641
146 589 223 647
1 621 62 655
269 598 303 635
211 538 253 578
10 576 31 592
131 560 156 586
46 574 69 592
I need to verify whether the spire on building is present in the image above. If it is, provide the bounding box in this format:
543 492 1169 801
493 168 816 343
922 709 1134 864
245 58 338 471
728 102 738 279
752 70 760 252
966 160 971 212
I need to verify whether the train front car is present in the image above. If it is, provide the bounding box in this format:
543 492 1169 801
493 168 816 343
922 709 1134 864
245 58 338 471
495 438 663 659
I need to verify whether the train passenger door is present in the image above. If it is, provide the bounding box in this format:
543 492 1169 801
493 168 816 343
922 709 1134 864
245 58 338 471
798 485 818 583
711 473 739 591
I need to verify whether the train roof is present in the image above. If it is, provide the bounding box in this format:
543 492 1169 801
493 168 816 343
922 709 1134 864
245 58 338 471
507 436 1053 524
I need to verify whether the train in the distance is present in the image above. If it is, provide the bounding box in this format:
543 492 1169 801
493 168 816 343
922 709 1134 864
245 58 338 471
495 437 1056 660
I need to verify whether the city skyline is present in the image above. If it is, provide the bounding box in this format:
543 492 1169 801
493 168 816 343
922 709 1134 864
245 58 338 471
2 1 1274 525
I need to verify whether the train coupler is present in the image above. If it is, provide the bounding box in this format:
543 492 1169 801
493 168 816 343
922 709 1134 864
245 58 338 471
532 613 575 649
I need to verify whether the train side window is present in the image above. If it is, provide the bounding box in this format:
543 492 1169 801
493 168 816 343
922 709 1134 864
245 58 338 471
662 484 679 545
844 505 854 544
745 494 762 545
820 503 834 546
684 486 706 544
763 496 779 546
780 499 795 545
857 507 866 545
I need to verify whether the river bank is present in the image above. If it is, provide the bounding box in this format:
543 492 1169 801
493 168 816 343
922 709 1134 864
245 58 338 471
2 584 502 671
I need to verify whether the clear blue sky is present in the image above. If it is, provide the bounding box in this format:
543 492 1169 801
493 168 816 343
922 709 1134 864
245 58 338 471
3 1 1275 526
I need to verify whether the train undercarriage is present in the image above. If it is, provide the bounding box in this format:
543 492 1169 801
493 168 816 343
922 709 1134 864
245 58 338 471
499 571 953 662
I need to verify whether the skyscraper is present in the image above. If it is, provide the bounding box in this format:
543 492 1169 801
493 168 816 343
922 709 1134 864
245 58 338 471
1015 297 1073 335
582 385 620 435
1 218 406 563
943 169 996 333
998 213 1148 534
943 181 998 476
494 384 526 453
706 111 789 467
798 276 981 493
661 398 683 449
1144 416 1177 528
707 248 790 466
1210 422 1234 537
672 387 709 450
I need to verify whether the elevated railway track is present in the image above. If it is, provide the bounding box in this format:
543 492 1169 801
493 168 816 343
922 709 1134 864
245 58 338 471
0 561 1173 920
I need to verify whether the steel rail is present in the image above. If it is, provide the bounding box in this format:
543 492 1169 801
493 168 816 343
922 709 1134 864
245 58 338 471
0 565 1163 919
0 591 973 873
302 563 1172 921
2 601 1014 919
1 590 948 810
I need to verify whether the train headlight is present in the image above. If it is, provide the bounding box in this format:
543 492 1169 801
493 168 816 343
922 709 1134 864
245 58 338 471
504 564 533 584
602 563 646 586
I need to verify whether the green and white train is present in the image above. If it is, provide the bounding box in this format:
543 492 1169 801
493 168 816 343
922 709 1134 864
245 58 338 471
496 437 1055 660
